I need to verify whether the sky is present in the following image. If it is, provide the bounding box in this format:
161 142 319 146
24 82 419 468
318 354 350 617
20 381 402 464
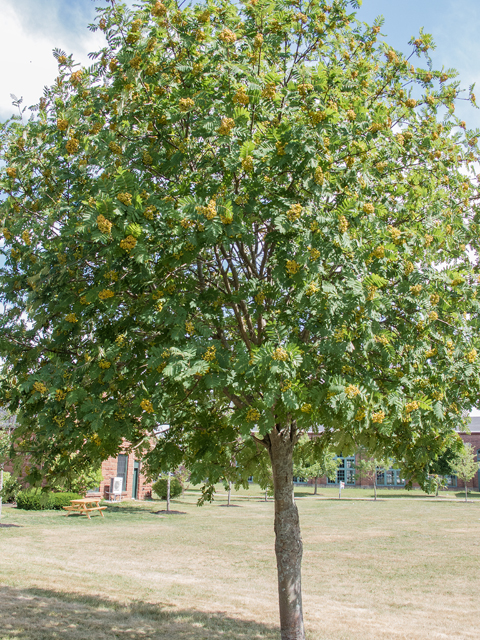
1 0 480 414
1 0 480 124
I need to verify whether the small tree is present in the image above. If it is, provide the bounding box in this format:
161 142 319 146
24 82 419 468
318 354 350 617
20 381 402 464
354 449 391 501
3 2 480 637
152 473 183 511
450 444 479 502
0 410 15 522
428 437 463 496
293 435 339 494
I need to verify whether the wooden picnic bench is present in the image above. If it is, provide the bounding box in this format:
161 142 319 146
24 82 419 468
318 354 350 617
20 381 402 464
63 498 107 519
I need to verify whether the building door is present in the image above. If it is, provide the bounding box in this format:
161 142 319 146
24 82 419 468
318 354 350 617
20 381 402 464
132 460 140 499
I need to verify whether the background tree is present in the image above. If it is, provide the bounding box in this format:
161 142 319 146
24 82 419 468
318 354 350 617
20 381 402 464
354 448 392 500
293 434 339 494
52 459 104 496
450 443 479 502
427 435 463 496
2 1 480 638
0 410 15 522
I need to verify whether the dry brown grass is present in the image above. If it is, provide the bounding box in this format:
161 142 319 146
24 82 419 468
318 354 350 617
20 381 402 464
0 486 479 639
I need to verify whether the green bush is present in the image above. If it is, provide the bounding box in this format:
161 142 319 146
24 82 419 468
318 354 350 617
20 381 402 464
0 471 21 503
152 477 182 501
16 491 81 511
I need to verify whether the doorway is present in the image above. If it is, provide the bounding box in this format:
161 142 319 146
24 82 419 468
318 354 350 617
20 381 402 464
132 460 140 499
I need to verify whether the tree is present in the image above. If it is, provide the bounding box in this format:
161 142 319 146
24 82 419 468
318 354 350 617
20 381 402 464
354 448 392 501
152 473 183 510
2 1 480 637
53 459 104 496
427 435 463 496
293 434 339 494
450 443 479 502
0 410 15 522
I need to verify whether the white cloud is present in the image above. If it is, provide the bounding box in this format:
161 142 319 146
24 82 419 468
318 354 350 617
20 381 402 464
0 0 107 121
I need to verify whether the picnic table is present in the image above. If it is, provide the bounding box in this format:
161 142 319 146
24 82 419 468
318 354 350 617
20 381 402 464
63 498 107 519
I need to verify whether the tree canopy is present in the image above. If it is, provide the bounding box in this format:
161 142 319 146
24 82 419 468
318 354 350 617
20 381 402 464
1 0 479 486
1 1 480 637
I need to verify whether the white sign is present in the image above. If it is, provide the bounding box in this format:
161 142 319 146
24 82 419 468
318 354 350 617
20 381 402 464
340 481 345 489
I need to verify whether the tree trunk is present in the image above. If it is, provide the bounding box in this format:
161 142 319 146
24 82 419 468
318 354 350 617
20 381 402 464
314 477 318 495
0 466 3 522
465 482 468 503
166 474 171 513
227 481 231 506
265 489 268 502
373 475 377 501
267 425 305 640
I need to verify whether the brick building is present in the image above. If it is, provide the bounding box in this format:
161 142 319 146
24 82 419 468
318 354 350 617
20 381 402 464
304 417 480 491
87 450 154 501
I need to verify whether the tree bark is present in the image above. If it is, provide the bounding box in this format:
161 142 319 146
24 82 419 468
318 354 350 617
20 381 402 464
0 467 3 522
374 475 377 501
166 474 171 513
314 476 318 495
228 481 232 506
266 425 305 640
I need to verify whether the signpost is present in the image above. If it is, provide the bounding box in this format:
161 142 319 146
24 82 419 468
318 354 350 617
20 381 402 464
339 481 345 499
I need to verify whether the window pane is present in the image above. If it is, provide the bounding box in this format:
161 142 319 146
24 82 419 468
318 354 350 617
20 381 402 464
337 470 345 483
376 471 385 485
386 471 395 486
337 458 345 469
346 458 355 469
346 470 355 485
116 454 128 491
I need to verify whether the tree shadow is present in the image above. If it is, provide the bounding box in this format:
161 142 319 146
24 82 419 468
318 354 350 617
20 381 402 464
151 509 187 515
0 586 279 640
99 503 164 515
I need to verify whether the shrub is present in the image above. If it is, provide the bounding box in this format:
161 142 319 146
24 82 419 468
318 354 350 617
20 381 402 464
16 491 81 511
0 471 21 503
152 477 182 500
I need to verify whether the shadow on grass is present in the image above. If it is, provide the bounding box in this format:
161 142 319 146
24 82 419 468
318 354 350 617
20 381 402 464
0 586 279 640
99 503 165 515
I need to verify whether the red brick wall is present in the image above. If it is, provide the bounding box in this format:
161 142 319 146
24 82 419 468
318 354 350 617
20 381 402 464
98 450 153 500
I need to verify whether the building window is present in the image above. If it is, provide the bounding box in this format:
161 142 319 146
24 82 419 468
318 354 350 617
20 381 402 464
445 475 457 487
116 454 128 491
327 456 355 485
376 468 405 487
87 486 100 494
293 476 307 484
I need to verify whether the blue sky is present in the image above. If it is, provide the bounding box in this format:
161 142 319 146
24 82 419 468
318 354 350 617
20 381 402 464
356 0 480 128
1 0 479 124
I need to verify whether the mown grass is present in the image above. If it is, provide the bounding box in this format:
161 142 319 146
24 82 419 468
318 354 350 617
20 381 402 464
1 483 479 639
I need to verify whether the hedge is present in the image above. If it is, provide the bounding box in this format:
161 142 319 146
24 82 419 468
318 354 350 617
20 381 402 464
152 477 182 500
16 491 82 511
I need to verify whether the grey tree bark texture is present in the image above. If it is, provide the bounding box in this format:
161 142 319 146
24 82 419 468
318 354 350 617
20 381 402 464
166 473 171 513
265 424 305 640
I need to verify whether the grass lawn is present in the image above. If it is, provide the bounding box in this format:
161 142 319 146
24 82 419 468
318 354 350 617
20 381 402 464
1 484 479 639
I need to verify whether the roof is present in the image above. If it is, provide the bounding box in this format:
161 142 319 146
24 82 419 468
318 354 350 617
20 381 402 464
460 416 480 433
